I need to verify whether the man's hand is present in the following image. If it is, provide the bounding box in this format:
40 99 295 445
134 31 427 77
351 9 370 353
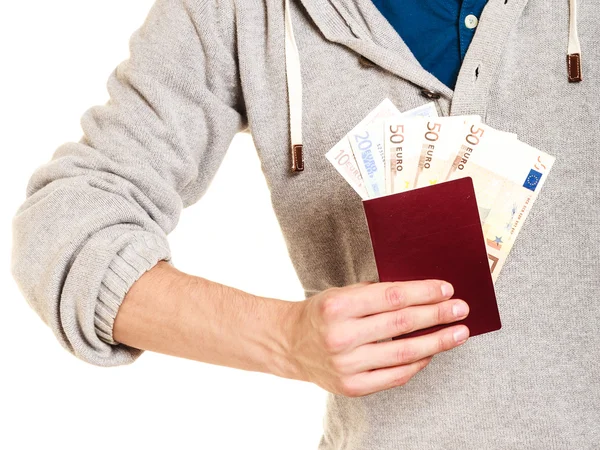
286 280 469 397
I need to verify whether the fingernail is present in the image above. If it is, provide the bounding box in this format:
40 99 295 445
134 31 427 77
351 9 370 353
441 283 453 297
453 327 469 344
452 302 468 318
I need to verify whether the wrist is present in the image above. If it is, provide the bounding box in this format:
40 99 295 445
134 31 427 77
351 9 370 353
267 297 306 381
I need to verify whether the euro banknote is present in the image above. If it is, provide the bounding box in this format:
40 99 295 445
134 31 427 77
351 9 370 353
447 130 555 281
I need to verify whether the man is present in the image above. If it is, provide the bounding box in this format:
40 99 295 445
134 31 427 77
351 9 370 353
11 0 599 448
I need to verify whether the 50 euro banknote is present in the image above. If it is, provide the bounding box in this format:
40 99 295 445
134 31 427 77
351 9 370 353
414 116 479 189
447 121 555 282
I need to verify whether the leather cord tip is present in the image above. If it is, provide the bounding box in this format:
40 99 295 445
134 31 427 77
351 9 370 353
567 53 582 82
291 144 304 171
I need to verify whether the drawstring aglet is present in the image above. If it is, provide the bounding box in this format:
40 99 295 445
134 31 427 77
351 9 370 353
567 53 582 82
291 144 304 171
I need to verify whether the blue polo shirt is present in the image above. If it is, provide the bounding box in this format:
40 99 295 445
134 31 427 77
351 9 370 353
371 0 489 90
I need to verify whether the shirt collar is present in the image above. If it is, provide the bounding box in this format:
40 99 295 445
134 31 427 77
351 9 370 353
297 0 531 103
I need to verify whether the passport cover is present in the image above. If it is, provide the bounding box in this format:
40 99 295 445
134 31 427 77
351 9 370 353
362 177 501 340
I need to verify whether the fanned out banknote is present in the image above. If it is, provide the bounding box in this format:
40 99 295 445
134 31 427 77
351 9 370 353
325 98 555 283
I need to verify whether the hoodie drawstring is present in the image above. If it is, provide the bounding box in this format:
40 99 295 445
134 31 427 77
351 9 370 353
284 0 304 171
567 0 582 82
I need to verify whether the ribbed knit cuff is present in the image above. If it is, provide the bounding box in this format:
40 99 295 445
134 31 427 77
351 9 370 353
94 233 172 345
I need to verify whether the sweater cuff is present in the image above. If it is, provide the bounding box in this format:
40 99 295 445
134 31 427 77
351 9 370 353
94 233 172 345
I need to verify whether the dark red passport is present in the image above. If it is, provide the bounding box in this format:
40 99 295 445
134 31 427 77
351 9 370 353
362 177 501 340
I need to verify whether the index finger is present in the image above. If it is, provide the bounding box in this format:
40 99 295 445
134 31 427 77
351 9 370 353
343 279 454 318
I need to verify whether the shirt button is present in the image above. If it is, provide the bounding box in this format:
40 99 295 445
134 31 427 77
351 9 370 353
464 14 479 29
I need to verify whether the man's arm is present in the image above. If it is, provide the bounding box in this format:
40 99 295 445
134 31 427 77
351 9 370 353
114 261 301 380
115 261 470 397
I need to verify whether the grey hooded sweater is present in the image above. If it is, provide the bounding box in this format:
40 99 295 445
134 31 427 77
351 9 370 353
11 0 600 448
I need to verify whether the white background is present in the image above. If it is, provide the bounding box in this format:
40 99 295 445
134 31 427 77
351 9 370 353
1 1 327 448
